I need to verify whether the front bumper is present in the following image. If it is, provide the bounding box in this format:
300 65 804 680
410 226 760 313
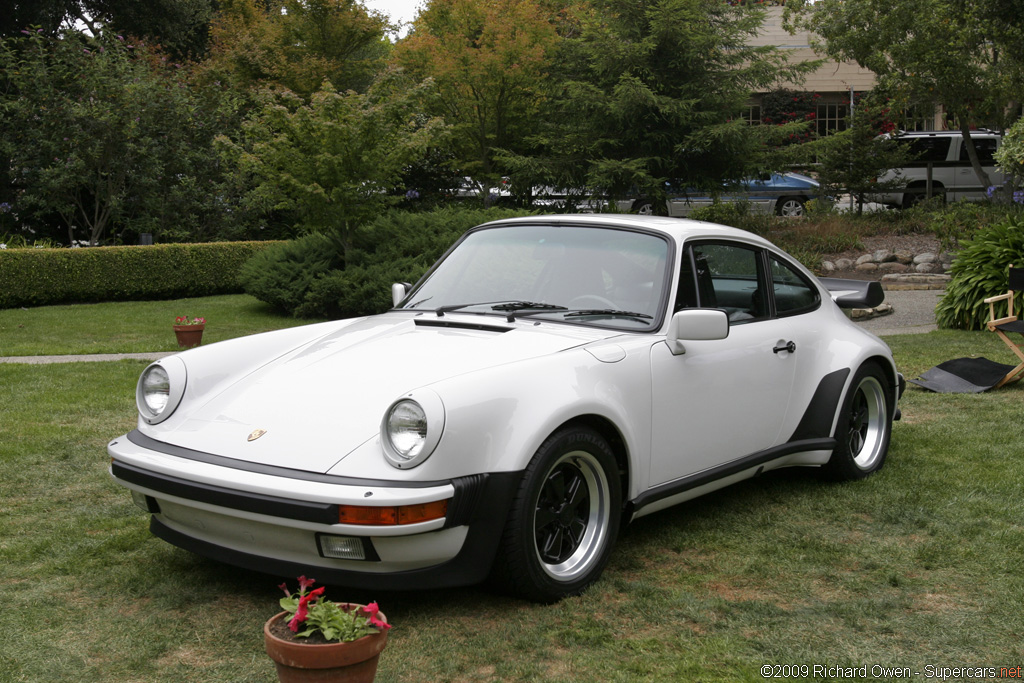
108 431 520 590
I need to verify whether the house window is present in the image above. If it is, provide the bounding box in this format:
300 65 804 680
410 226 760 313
901 106 935 131
744 105 762 126
816 103 848 135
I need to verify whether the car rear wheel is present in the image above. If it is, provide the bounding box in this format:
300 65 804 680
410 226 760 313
492 427 621 602
822 363 892 481
775 197 806 217
632 199 656 215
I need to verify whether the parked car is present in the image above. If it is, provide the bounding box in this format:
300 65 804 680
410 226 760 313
109 215 902 602
873 129 1004 208
623 172 821 217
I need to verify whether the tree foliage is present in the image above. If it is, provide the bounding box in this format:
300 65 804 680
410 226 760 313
811 97 915 213
785 0 1024 188
394 0 561 197
504 0 815 202
200 0 392 98
0 31 239 245
222 73 446 262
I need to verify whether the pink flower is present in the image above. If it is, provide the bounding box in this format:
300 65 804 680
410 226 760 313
278 582 290 596
297 576 315 592
364 601 392 630
288 601 308 631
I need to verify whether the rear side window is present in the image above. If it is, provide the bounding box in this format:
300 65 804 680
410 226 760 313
770 255 820 317
959 137 998 163
907 137 953 162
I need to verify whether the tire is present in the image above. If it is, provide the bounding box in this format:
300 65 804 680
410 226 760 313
775 197 806 217
632 199 656 215
901 184 945 209
492 427 621 603
821 363 893 481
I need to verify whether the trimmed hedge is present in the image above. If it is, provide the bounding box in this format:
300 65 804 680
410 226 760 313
0 241 283 309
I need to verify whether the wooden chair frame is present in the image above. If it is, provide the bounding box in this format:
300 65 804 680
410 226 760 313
983 264 1024 388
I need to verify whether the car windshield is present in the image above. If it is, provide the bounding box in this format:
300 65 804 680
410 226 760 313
402 224 671 330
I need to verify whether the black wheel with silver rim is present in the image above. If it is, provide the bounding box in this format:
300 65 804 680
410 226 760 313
632 199 656 215
492 427 621 602
822 363 892 481
775 197 806 217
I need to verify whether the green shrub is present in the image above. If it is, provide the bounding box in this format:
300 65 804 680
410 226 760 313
935 217 1024 330
238 233 342 313
246 206 532 318
0 241 280 309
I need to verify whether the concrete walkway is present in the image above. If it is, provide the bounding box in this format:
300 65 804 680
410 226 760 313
0 352 173 364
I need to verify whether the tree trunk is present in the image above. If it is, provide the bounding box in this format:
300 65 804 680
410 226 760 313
958 121 993 191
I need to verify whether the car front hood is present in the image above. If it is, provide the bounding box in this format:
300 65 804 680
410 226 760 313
151 314 615 473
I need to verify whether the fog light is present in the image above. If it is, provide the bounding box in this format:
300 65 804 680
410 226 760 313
131 490 159 514
317 535 367 560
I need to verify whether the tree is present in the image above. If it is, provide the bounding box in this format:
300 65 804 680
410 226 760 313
201 0 392 98
393 0 561 200
811 98 915 214
785 0 1024 190
0 31 238 245
504 0 815 204
221 72 446 262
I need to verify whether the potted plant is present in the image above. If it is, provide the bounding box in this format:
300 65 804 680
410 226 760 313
172 316 206 348
264 576 391 683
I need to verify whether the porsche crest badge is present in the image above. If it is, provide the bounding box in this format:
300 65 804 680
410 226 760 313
247 428 268 442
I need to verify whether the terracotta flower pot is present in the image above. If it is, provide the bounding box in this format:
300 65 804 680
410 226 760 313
172 323 205 348
264 609 389 683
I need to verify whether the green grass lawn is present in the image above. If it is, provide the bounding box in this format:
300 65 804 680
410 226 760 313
1 324 1023 681
0 294 325 357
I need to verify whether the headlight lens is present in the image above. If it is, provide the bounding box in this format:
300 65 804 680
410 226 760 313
386 400 428 459
136 357 187 424
381 391 444 469
140 366 171 414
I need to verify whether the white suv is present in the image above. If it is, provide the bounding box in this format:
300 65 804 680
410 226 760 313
875 130 1004 208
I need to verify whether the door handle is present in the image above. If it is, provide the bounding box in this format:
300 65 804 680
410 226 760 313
773 340 796 354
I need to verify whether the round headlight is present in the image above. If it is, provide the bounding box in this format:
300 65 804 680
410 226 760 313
140 366 171 414
387 401 428 459
381 391 445 469
136 357 187 424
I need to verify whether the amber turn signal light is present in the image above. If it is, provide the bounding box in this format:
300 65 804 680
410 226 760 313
338 499 448 525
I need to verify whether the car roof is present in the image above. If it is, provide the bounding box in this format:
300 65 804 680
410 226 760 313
477 214 776 248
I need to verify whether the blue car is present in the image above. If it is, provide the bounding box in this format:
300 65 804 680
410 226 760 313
626 172 821 218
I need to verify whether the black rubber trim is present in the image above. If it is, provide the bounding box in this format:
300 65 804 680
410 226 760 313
147 470 523 591
629 437 836 513
414 319 512 333
788 368 850 442
125 430 449 489
114 460 338 524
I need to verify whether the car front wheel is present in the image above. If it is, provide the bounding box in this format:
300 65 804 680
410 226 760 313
492 427 621 602
822 363 892 481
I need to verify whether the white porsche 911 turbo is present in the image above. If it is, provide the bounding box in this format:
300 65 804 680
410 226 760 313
109 215 903 602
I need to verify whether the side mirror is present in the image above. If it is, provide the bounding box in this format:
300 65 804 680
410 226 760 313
666 308 729 356
391 282 411 308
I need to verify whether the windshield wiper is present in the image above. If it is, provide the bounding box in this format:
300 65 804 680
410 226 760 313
434 301 567 317
491 301 567 312
563 309 653 322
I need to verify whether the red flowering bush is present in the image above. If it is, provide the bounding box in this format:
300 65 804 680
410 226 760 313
278 576 391 642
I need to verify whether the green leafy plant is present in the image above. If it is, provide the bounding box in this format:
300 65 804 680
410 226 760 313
278 577 390 642
173 316 206 325
935 217 1024 330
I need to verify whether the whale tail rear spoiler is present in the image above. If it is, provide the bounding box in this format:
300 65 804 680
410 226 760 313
819 278 885 309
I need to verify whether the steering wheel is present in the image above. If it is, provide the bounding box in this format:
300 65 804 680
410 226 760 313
568 295 618 310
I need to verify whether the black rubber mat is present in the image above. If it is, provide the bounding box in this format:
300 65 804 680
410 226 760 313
909 357 1018 393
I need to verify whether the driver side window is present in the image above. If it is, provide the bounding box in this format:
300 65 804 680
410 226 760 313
678 242 768 324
